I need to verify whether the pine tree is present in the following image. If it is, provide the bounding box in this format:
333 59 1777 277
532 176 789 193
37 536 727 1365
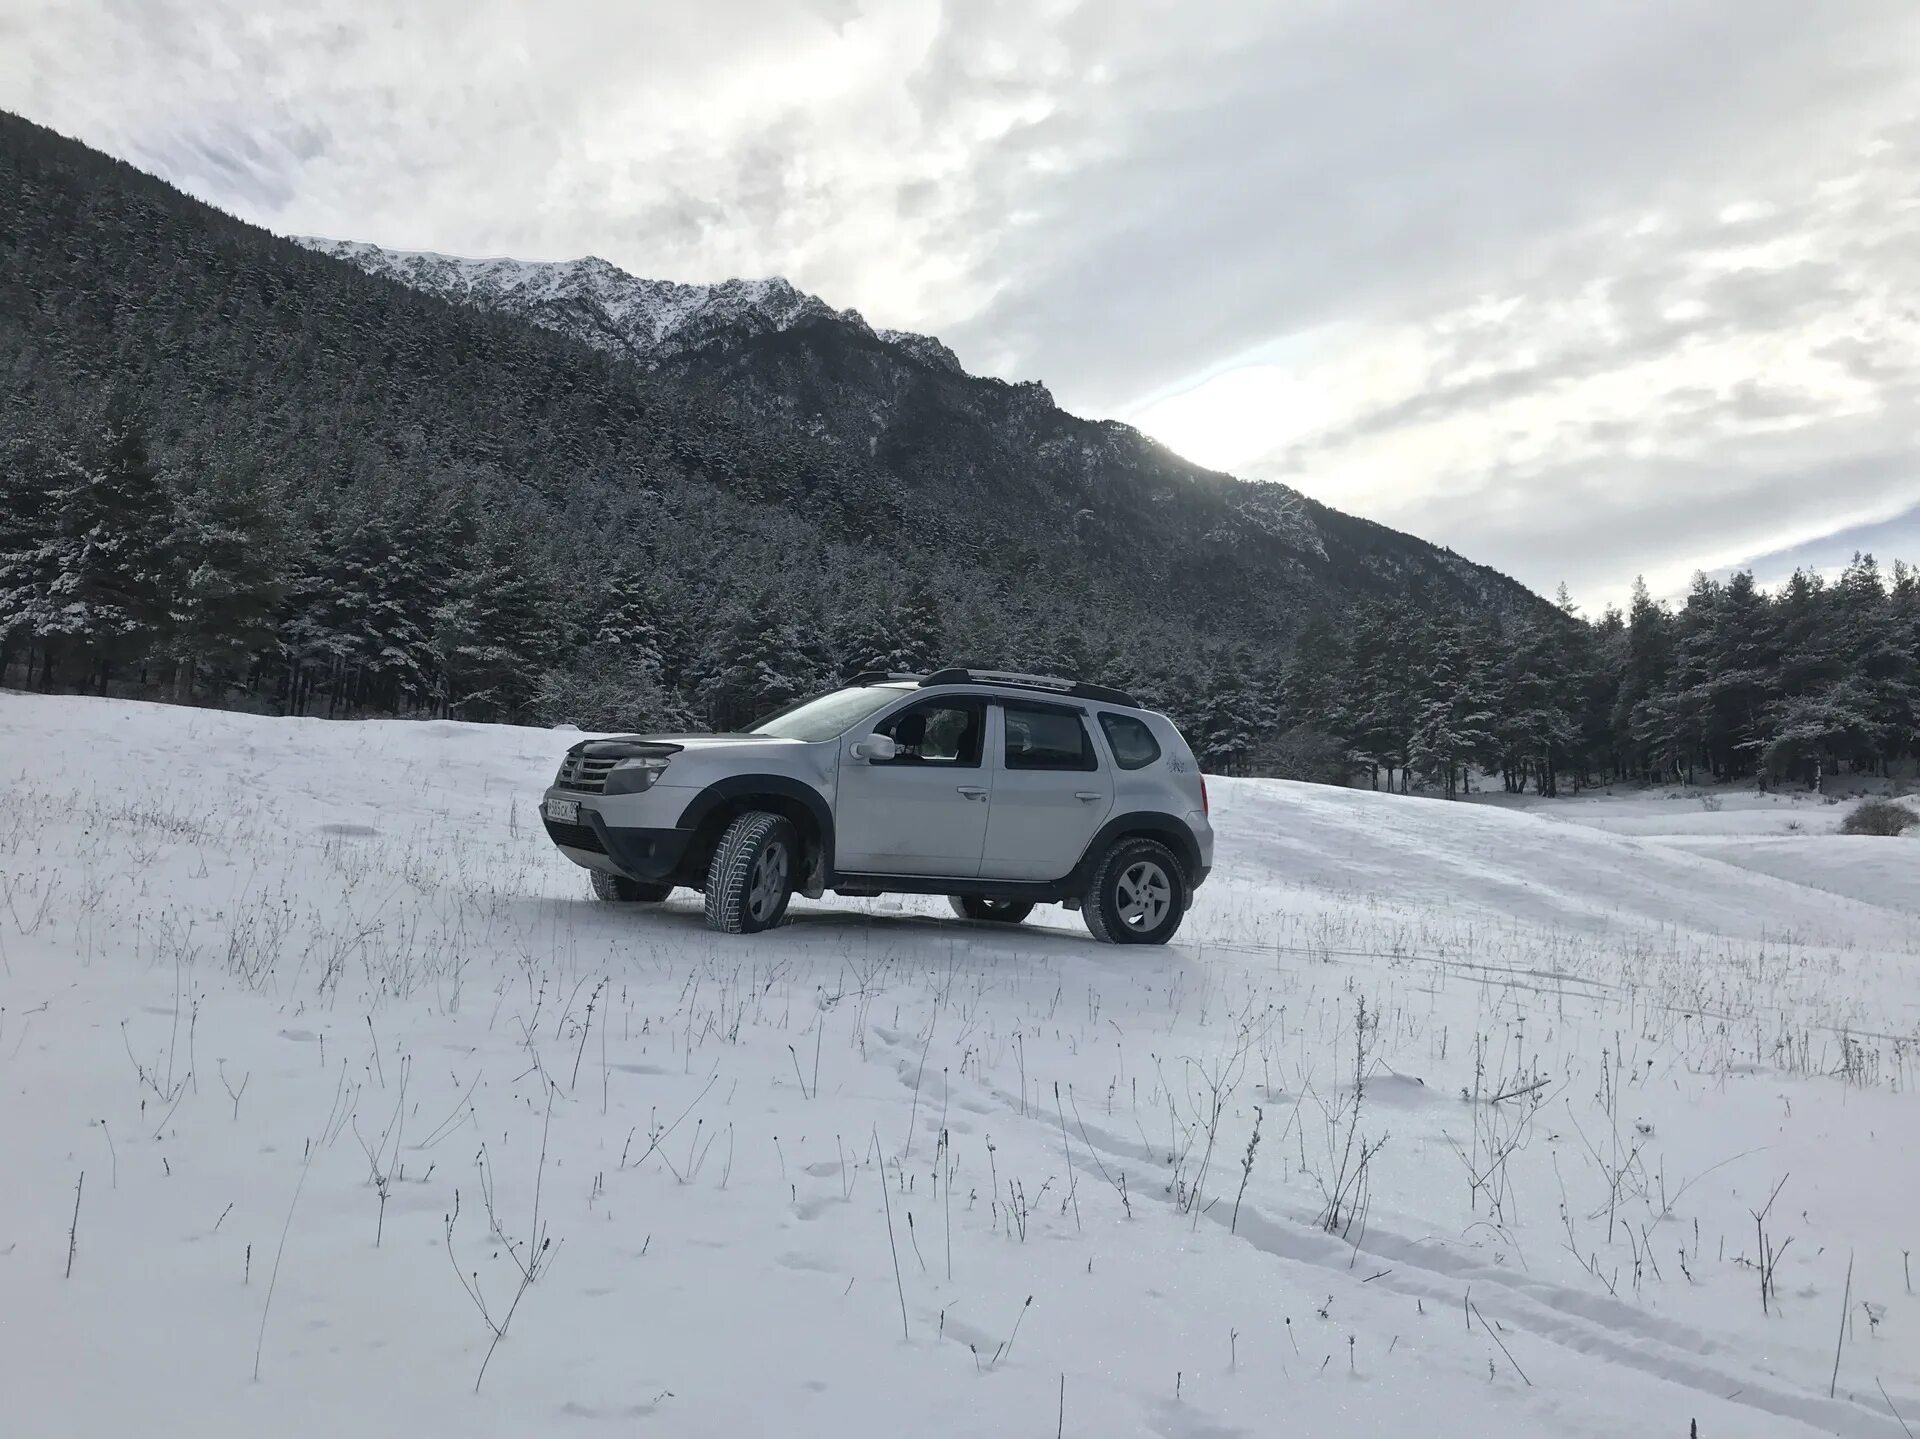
1614 577 1674 779
1337 603 1416 789
1759 570 1844 788
42 399 177 692
1191 645 1264 773
1283 612 1347 724
697 595 832 730
587 561 664 665
1496 615 1576 794
534 648 688 733
435 520 557 722
281 514 439 717
832 577 947 677
0 432 60 687
163 462 285 701
1410 620 1498 799
1831 554 1915 775
1699 570 1777 779
1580 604 1628 782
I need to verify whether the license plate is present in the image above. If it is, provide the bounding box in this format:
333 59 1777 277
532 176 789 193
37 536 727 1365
546 798 580 823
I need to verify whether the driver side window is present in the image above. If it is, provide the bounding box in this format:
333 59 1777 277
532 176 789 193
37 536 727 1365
874 699 985 767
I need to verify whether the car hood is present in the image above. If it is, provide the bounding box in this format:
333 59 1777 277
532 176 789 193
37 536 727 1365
564 732 806 761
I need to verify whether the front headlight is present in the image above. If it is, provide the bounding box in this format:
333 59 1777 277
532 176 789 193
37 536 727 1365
603 756 671 796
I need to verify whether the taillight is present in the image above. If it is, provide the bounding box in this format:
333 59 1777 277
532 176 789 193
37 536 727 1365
1199 772 1209 816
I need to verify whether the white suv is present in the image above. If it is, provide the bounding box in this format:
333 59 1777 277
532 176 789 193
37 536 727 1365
540 668 1213 944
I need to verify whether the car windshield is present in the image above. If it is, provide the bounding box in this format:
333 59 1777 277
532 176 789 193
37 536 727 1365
750 686 906 743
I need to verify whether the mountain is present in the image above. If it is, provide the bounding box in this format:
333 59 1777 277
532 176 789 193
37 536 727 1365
297 235 1528 614
299 238 970 377
0 109 1547 751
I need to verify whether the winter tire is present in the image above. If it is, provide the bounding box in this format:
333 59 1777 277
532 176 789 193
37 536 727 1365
704 811 796 935
1081 838 1186 945
948 896 1035 925
590 870 673 903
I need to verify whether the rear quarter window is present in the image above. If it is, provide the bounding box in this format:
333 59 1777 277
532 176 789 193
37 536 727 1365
1098 713 1162 770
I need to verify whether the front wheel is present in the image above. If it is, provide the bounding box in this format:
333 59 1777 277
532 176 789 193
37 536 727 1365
703 812 796 934
590 870 673 903
948 895 1035 925
1081 838 1187 945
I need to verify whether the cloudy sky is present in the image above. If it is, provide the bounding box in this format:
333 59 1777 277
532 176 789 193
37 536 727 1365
7 0 1920 608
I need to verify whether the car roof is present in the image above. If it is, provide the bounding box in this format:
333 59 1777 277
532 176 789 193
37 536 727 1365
857 678 1152 717
849 668 1141 709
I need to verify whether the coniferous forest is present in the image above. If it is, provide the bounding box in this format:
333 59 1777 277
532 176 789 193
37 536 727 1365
4 112 1917 796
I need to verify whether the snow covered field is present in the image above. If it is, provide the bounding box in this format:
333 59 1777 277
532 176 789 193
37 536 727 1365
3 694 1918 1438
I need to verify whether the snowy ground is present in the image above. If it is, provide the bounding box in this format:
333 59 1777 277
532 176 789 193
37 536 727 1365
3 694 1918 1438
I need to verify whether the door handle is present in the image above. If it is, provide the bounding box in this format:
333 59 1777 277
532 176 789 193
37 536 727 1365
957 786 988 801
1075 791 1103 802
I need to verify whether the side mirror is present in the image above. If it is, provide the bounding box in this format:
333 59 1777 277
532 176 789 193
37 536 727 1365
850 733 898 763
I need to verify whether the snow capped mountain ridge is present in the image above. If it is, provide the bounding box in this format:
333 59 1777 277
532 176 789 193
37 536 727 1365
295 237 967 373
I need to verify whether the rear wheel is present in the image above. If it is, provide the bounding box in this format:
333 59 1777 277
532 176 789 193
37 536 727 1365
703 812 796 934
948 895 1035 925
590 870 673 903
1082 838 1186 945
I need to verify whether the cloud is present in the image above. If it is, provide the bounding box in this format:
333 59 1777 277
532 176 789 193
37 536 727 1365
5 0 1920 602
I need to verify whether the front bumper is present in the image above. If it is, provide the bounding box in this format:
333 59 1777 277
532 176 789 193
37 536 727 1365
541 790 693 884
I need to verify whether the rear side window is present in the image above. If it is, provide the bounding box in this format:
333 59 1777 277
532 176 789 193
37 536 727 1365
1098 713 1161 770
1003 704 1097 771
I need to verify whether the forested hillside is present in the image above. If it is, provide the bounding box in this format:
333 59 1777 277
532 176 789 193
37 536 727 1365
1288 564 1920 796
2 111 1914 793
0 113 1535 745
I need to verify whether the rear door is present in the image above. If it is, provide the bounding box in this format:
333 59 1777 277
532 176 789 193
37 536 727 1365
834 695 991 876
979 701 1113 880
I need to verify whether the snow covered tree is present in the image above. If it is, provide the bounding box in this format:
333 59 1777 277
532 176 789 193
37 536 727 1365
1190 645 1266 773
1409 621 1498 799
1283 612 1348 725
281 508 445 717
586 561 664 666
435 520 557 722
1340 603 1421 790
0 432 60 687
1831 554 1917 774
534 648 689 733
831 575 946 677
698 595 837 730
1494 615 1577 794
1613 577 1674 779
41 400 177 691
162 462 285 701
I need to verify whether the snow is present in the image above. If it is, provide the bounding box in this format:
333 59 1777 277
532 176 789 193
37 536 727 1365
292 237 915 366
4 693 1918 1438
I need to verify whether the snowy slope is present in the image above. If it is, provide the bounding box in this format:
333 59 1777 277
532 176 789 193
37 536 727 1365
1468 785 1920 914
3 694 1918 1439
296 237 967 373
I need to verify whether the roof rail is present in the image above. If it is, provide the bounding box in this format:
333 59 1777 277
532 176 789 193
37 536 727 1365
920 667 1139 708
848 670 926 686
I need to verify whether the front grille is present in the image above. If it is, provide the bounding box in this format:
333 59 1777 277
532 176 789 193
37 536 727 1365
554 754 621 793
543 817 606 854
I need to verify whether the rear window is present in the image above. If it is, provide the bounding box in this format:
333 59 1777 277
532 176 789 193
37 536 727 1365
1098 713 1161 770
1003 704 1097 771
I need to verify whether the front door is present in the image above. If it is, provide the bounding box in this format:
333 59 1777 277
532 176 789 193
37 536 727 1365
979 701 1113 880
834 696 990 876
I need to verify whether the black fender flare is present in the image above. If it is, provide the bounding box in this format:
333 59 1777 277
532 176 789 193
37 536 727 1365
675 775 837 871
1071 811 1202 891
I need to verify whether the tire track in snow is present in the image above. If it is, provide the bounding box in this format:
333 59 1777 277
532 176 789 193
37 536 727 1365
875 1029 1911 1439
